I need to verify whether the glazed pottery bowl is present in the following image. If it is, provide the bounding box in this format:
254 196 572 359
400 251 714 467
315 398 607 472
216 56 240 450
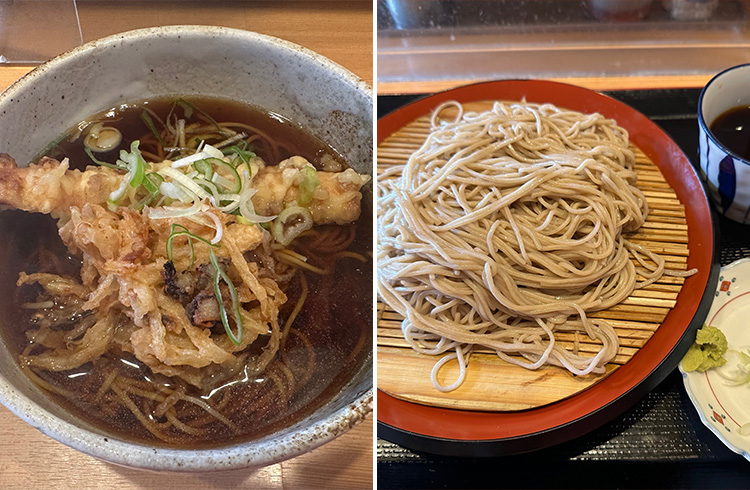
698 63 750 224
0 25 372 471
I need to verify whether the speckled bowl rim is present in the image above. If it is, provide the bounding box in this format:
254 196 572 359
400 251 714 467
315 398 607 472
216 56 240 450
0 25 373 113
0 25 373 472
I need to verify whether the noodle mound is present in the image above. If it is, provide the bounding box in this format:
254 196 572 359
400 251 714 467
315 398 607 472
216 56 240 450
378 100 674 391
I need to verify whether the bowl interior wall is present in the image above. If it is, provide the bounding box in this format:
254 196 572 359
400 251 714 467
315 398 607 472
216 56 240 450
0 28 373 172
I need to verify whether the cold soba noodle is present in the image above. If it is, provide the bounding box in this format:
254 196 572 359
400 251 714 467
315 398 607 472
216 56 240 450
378 100 694 392
0 97 371 446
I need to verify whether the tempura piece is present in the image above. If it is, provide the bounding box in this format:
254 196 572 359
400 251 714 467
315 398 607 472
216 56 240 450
4 148 367 390
20 203 284 388
0 154 121 219
0 154 370 224
252 156 370 224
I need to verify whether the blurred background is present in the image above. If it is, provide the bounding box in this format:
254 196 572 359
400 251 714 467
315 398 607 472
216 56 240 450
377 0 750 93
0 0 372 86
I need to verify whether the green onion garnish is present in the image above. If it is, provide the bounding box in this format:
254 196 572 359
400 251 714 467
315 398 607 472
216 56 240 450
142 172 164 196
166 223 219 268
209 249 243 346
177 99 229 137
84 146 125 169
297 165 320 206
176 99 194 119
116 141 148 189
106 141 147 208
140 110 168 148
222 141 256 168
272 205 313 245
193 158 214 181
134 192 156 210
203 157 241 193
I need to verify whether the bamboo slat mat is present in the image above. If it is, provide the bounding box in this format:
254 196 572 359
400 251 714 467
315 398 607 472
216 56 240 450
377 102 690 412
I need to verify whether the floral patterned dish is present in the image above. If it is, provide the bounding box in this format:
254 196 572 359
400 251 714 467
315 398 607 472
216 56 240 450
681 257 750 460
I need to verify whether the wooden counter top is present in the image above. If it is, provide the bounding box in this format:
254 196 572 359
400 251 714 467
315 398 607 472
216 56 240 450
0 2 373 489
0 405 373 489
377 75 711 95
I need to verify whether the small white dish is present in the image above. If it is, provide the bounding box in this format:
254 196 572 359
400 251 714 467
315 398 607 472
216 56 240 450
681 257 750 460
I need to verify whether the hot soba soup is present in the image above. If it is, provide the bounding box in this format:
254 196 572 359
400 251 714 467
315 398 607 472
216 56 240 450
0 96 372 447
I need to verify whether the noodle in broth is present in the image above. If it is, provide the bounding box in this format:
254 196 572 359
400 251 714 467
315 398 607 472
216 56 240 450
0 97 372 446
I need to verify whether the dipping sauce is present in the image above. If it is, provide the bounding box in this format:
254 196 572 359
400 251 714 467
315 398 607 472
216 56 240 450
709 105 750 160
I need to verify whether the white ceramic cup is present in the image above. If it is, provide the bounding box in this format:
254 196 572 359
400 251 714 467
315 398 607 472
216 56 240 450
698 63 750 224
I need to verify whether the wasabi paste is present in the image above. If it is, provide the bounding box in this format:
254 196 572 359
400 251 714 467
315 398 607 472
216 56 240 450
682 325 728 372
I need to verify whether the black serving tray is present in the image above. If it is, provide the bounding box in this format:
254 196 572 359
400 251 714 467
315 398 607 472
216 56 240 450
377 88 750 489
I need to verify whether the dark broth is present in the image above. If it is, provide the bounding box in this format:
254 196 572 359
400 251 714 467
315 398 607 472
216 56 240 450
43 96 346 168
709 105 750 160
0 97 372 448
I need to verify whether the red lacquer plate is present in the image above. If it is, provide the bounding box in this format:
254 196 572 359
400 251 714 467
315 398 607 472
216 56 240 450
377 80 719 456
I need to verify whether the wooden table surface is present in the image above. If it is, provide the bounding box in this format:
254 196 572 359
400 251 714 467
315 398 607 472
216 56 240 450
377 75 712 95
0 2 373 489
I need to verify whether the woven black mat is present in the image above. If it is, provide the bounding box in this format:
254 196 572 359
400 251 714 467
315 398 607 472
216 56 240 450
377 88 750 489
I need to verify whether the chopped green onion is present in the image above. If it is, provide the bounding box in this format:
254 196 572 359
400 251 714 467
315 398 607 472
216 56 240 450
158 167 212 203
116 141 147 189
297 165 320 206
105 140 150 209
147 200 203 219
193 176 224 206
106 177 130 210
134 192 157 210
211 173 236 192
209 249 243 346
84 124 122 153
140 110 168 148
238 178 275 224
215 132 248 150
158 180 192 202
171 144 224 168
204 157 241 193
166 223 219 268
193 159 214 181
142 172 164 196
177 99 194 119
84 147 125 169
177 99 229 137
214 195 241 214
272 205 313 246
715 349 750 385
222 141 256 166
131 164 145 189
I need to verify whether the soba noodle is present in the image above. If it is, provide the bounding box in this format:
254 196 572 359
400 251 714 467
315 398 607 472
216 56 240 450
377 100 692 392
2 98 371 445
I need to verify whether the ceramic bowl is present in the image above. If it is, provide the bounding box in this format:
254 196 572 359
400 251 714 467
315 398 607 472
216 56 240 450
0 25 372 471
698 63 750 224
681 258 750 460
